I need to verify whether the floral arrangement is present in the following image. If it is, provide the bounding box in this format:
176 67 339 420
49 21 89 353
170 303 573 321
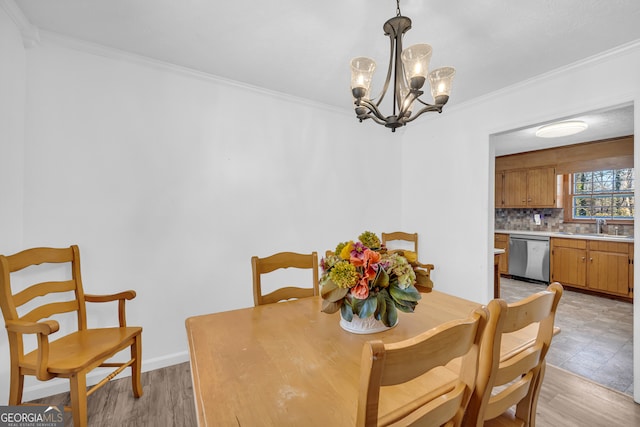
320 231 422 327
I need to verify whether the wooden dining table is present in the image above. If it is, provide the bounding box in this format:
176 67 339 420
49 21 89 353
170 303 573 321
185 291 539 426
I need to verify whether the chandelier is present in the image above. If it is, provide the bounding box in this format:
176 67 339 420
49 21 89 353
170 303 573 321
350 0 455 132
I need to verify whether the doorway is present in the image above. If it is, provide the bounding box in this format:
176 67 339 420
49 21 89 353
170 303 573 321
490 102 635 397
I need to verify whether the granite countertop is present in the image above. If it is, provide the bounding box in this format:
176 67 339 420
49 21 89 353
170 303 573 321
495 229 634 243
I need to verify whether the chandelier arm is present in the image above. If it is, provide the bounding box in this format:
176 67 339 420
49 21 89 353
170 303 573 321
403 104 443 123
415 98 439 107
372 36 396 108
398 90 421 118
363 114 390 127
358 98 388 122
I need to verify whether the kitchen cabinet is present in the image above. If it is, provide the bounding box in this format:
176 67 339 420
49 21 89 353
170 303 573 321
588 241 632 297
550 238 587 289
495 172 504 208
551 237 633 298
500 166 556 208
503 170 527 207
494 233 509 275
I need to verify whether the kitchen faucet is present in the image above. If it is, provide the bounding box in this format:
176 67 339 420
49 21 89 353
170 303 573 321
595 218 607 234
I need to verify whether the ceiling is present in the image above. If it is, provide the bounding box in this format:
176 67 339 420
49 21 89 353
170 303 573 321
11 0 640 152
492 103 635 156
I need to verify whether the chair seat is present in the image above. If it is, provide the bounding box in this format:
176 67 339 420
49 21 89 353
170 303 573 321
21 327 142 375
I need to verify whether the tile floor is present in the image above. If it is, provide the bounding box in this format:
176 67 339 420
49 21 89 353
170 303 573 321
500 277 634 396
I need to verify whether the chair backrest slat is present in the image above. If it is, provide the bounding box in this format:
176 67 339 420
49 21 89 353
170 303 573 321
21 301 80 323
14 280 76 307
7 247 73 272
501 291 556 332
493 347 541 386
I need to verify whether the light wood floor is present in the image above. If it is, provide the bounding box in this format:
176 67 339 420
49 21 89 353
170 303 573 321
30 360 640 426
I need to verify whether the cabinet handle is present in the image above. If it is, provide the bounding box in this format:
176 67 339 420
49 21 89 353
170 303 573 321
590 258 593 263
581 257 585 262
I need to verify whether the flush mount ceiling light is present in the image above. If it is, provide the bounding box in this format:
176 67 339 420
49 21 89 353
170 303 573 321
535 120 589 138
350 0 455 132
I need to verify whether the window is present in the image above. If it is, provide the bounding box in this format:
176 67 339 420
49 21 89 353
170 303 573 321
570 168 634 220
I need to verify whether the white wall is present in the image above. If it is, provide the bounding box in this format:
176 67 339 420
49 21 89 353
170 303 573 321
0 18 403 401
401 42 640 402
0 7 25 252
0 4 26 403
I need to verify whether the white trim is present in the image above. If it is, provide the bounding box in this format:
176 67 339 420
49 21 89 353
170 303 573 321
0 0 39 48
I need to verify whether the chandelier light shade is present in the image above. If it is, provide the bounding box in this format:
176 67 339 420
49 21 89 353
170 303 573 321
350 0 455 132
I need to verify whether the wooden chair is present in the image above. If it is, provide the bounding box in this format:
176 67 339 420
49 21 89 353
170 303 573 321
382 232 420 255
464 282 563 427
356 306 489 427
0 245 142 427
381 231 435 292
251 251 319 306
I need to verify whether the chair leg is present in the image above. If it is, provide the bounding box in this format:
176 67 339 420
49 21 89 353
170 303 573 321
8 364 24 405
515 362 545 427
69 373 88 427
527 360 546 427
131 334 143 398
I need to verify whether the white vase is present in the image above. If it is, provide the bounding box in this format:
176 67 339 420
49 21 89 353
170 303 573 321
339 312 398 334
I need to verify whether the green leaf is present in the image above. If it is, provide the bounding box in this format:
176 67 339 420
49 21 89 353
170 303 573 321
395 300 417 313
385 301 398 327
389 284 422 303
389 287 418 313
321 299 342 314
340 303 353 321
321 279 350 303
374 292 386 321
357 295 378 319
372 267 389 289
320 279 338 298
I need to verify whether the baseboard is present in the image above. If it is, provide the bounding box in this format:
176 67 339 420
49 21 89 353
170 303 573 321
22 351 190 402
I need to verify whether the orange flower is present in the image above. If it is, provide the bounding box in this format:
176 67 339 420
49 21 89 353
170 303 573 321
352 248 381 280
351 278 370 299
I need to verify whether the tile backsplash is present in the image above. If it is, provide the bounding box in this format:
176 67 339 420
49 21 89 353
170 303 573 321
495 208 634 237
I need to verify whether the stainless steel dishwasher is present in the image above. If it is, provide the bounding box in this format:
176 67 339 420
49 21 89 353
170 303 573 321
508 234 550 282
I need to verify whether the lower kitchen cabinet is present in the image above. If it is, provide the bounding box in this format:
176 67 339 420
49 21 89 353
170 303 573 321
494 233 509 275
588 241 632 296
550 238 587 289
551 237 633 299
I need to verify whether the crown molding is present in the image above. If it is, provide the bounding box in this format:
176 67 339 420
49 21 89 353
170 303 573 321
36 29 351 117
0 0 39 48
453 39 640 114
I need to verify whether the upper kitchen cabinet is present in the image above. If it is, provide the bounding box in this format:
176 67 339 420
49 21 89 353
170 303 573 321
495 172 504 208
495 136 634 210
500 166 556 208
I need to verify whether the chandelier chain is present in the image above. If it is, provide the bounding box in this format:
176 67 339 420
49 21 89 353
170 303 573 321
396 0 402 17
